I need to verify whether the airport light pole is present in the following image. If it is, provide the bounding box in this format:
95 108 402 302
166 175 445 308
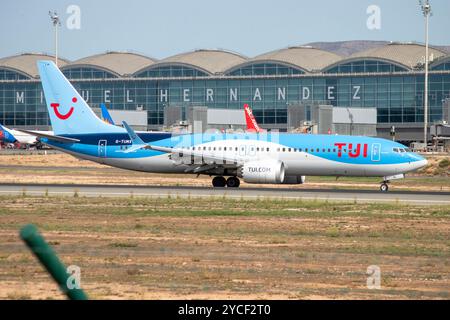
420 0 432 145
49 11 61 67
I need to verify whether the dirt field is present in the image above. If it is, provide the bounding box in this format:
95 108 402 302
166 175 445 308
0 196 448 300
0 153 449 191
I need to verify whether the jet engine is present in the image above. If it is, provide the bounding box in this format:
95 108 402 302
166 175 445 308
283 175 306 184
239 160 285 184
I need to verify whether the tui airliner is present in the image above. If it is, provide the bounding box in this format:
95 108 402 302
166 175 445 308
22 61 428 192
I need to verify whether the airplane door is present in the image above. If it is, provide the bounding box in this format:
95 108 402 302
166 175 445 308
371 143 381 162
98 140 107 158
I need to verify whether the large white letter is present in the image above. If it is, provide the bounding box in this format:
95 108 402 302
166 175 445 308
16 91 24 103
353 86 361 100
126 90 133 102
230 88 238 101
206 89 214 102
327 86 335 100
253 88 261 101
278 87 286 101
104 90 111 103
183 89 190 102
302 87 310 100
81 90 89 102
160 89 168 102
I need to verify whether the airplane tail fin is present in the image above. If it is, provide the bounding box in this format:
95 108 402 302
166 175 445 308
100 103 115 125
37 61 123 135
244 104 262 133
0 123 17 143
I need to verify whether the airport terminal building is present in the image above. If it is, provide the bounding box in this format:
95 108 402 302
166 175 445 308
0 42 449 141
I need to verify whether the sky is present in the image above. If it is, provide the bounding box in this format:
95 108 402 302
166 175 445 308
1 0 449 60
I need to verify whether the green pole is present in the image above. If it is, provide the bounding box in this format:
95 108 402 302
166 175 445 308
19 224 88 300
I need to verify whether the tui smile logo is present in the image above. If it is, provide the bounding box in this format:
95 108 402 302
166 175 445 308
51 97 76 120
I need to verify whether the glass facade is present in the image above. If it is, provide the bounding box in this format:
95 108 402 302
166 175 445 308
226 63 304 76
0 66 449 128
135 65 209 78
432 60 450 71
62 67 118 79
0 69 29 80
324 59 408 73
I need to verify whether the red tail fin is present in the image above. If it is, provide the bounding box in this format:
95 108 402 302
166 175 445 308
244 104 262 133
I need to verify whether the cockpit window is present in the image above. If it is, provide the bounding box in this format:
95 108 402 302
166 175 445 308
393 147 399 153
405 148 411 152
400 148 406 153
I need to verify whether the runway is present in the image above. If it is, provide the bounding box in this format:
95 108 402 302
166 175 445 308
0 183 449 205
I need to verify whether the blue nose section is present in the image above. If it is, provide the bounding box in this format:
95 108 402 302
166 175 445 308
408 152 428 170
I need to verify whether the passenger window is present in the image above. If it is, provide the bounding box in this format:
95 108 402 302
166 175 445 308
305 148 308 152
266 148 270 152
282 148 286 152
288 148 291 152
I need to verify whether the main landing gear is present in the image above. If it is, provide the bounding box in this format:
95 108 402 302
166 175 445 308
380 182 389 192
212 176 240 188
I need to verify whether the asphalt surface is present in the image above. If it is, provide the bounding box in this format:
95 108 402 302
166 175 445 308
0 183 449 205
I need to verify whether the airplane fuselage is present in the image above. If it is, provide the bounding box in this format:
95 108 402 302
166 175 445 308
43 132 427 179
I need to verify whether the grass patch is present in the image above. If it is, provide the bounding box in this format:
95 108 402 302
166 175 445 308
108 242 138 248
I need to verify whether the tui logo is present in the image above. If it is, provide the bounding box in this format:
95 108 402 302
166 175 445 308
51 97 77 120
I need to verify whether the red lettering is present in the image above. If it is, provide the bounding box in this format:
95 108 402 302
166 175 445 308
363 144 368 158
348 143 361 158
334 143 346 157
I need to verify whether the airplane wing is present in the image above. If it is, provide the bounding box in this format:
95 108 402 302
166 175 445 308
17 129 80 143
120 121 244 167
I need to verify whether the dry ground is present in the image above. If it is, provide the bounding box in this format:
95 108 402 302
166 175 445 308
0 196 449 300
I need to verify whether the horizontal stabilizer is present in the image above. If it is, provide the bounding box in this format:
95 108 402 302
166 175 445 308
17 129 80 143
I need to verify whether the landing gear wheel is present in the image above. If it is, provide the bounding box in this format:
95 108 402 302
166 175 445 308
212 176 226 188
226 177 240 188
380 183 389 192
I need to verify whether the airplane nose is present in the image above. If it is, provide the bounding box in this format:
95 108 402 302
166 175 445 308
413 159 428 170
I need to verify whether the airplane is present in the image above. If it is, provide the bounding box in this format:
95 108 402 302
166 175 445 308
100 103 115 125
0 123 50 147
23 60 428 192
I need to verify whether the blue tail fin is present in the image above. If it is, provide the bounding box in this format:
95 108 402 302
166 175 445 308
100 103 115 125
0 123 17 143
37 60 123 135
